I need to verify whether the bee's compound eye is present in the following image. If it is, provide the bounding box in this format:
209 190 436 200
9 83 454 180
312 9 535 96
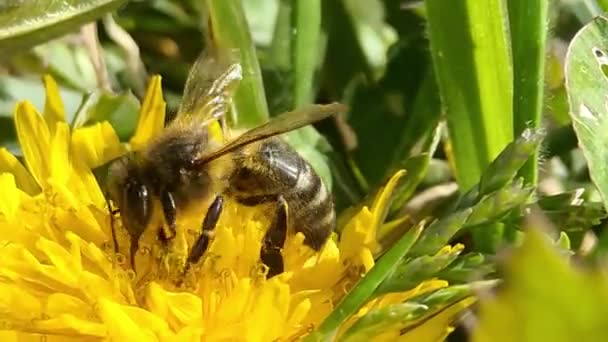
121 180 152 239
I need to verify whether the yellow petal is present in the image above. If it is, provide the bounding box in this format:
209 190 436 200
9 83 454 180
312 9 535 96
14 101 51 186
369 170 406 230
49 122 71 184
71 121 126 168
29 315 106 337
130 75 166 150
0 173 23 220
0 148 40 195
42 74 66 132
146 282 203 330
96 298 159 341
339 170 406 264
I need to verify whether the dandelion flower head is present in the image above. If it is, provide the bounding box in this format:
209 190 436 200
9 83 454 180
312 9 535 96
0 75 464 341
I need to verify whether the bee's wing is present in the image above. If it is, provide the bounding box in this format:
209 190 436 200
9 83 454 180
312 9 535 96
195 103 348 165
174 50 242 124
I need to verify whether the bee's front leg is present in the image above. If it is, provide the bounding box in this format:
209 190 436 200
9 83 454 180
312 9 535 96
188 195 224 265
159 190 177 241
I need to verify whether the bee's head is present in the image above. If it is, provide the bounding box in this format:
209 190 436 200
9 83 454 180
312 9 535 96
107 155 153 243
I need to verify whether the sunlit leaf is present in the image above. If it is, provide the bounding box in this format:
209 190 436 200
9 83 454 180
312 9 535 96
565 16 608 212
0 0 127 55
473 229 608 342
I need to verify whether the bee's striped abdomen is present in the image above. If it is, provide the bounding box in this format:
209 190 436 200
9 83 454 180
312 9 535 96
228 138 335 250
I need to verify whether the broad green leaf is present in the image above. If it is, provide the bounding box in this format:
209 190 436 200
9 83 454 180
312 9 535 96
565 16 608 212
0 76 82 120
242 0 279 47
426 0 513 190
508 0 549 184
85 92 140 141
342 0 397 80
345 21 439 187
32 42 98 92
473 229 608 342
0 0 127 55
388 71 441 171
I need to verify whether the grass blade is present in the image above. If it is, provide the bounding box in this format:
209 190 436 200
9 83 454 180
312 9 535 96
206 0 269 127
293 0 321 107
304 223 424 342
508 0 549 184
425 0 513 191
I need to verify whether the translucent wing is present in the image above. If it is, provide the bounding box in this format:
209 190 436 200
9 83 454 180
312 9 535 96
174 50 242 125
195 103 348 165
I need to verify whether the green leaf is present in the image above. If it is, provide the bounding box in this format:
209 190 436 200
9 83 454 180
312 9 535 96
242 0 279 47
342 280 497 342
206 0 269 127
508 0 549 184
565 16 608 213
341 0 397 80
425 0 513 190
466 179 533 228
0 0 127 56
305 222 424 342
437 253 495 284
85 92 140 141
0 75 82 120
375 245 463 295
389 124 442 216
32 42 98 92
409 209 472 257
473 229 608 342
339 302 428 342
478 128 544 197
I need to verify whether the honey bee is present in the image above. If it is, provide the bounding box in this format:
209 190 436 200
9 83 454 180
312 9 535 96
106 52 346 280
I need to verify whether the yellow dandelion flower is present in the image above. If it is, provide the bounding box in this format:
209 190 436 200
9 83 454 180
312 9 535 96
0 75 469 341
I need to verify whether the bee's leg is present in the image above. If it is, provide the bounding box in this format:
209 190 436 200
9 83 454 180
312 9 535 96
260 196 288 278
129 237 139 270
159 190 177 242
104 196 120 254
235 194 287 277
188 195 224 264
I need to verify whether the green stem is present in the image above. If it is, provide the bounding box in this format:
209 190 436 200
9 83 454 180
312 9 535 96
305 224 424 341
509 0 549 185
206 0 269 127
292 0 321 107
425 0 513 252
